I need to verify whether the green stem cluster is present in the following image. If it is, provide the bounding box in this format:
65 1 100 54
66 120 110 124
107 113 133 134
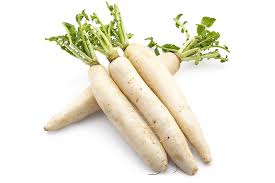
146 15 230 65
106 2 129 50
46 19 99 66
176 35 229 64
90 24 118 61
46 8 122 65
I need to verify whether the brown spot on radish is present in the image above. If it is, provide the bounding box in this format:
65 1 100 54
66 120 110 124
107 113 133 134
136 98 139 103
127 77 134 84
167 136 170 139
153 120 156 124
174 154 183 162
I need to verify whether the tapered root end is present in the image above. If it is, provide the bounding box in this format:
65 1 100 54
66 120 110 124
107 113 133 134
43 120 59 131
183 165 198 176
44 126 49 131
191 167 198 175
159 161 168 173
203 155 212 164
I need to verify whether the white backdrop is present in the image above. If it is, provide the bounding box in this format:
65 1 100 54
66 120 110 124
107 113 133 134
0 0 274 182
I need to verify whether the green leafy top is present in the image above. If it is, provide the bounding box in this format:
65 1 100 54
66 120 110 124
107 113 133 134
146 15 229 65
87 12 119 61
46 9 122 64
46 11 99 66
106 2 133 50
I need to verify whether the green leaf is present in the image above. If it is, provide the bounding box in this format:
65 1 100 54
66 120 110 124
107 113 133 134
154 47 160 56
174 14 182 28
145 37 153 41
214 41 219 45
197 24 205 35
82 10 89 20
46 35 76 57
76 13 84 24
148 41 155 48
145 37 156 48
201 17 216 27
91 12 101 24
127 33 134 39
63 22 76 35
62 22 77 44
175 14 183 21
224 45 229 50
145 37 179 54
161 44 180 52
208 31 220 39
173 14 190 41
76 10 89 25
220 55 228 62
46 36 58 42
106 2 114 12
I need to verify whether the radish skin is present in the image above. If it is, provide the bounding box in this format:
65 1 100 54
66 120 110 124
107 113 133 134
44 87 100 131
125 43 211 163
109 57 197 175
44 53 180 131
89 65 168 172
135 45 180 75
158 52 180 75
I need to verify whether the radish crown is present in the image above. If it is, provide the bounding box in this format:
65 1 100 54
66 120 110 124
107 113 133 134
146 14 230 65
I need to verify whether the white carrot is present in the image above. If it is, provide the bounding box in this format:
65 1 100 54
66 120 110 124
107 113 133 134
43 53 179 131
46 18 168 172
108 5 229 163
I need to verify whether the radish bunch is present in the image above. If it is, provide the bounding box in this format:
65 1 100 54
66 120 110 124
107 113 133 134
45 3 229 175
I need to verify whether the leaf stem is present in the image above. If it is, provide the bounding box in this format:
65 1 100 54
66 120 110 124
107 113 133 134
201 45 230 52
107 3 129 50
182 52 220 61
180 47 200 58
89 24 119 62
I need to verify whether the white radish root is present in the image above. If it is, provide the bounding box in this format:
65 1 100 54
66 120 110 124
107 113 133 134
44 87 100 131
109 57 197 175
125 43 211 163
158 52 180 75
132 45 180 75
44 53 180 131
89 65 168 172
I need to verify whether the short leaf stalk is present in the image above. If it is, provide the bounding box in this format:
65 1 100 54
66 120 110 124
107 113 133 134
146 15 230 65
